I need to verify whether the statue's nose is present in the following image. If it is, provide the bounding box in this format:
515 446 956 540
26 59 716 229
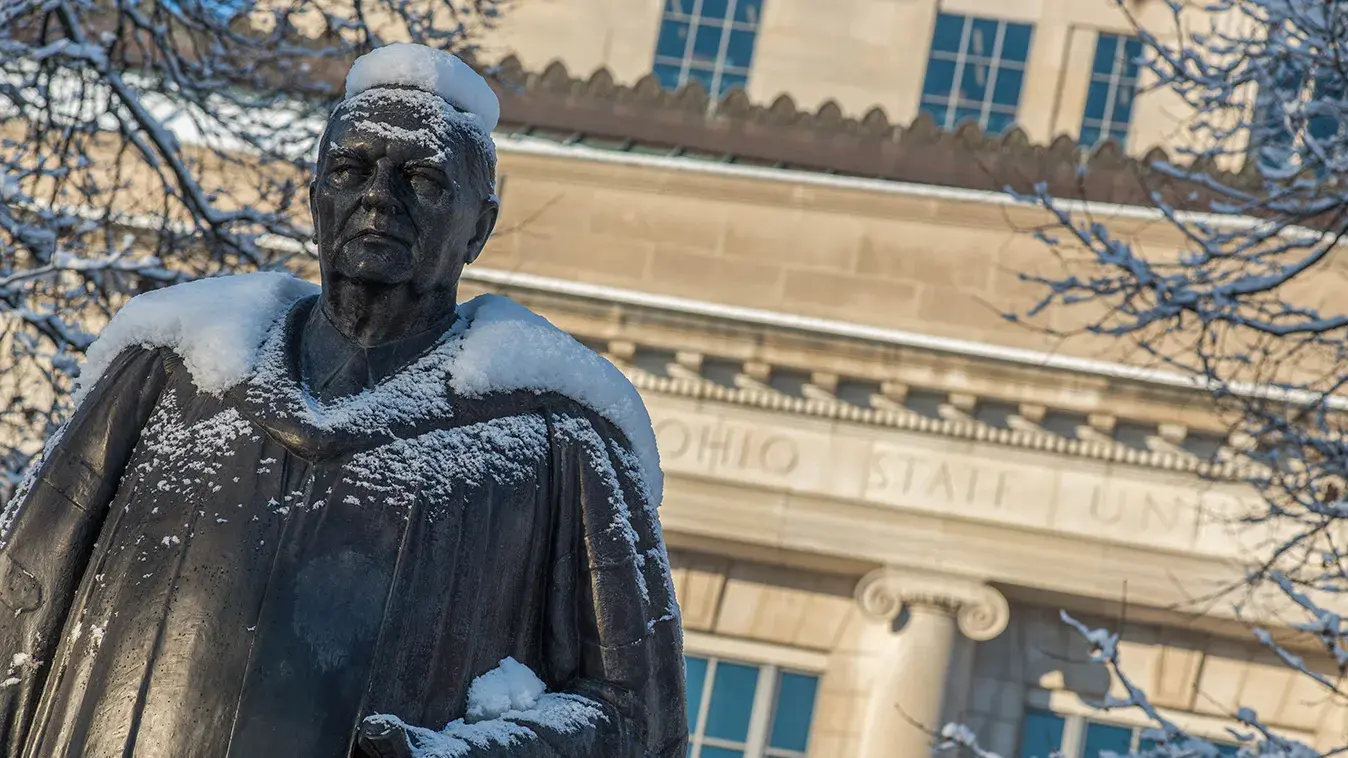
361 164 401 213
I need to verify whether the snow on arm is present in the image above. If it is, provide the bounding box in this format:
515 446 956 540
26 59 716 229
75 272 317 404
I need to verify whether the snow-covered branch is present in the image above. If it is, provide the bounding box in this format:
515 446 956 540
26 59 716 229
0 0 512 488
1012 1 1348 756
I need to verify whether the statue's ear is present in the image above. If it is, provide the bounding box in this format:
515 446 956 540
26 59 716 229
465 194 500 266
307 182 318 243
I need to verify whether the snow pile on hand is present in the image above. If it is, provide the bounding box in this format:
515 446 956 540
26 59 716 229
345 43 499 134
464 657 545 722
366 658 606 758
75 273 317 405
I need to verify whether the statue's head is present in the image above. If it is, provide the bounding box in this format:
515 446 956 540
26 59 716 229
309 45 500 302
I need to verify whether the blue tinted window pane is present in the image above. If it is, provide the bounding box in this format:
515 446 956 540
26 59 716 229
725 29 756 68
992 68 1024 107
1122 38 1143 78
656 20 691 59
700 748 744 758
1002 23 1033 62
733 0 762 24
653 63 683 90
666 0 696 15
684 66 714 92
1309 78 1345 140
986 110 1014 134
768 672 818 751
701 0 730 19
1094 34 1119 74
953 106 982 126
1080 124 1102 146
1108 125 1128 146
922 59 957 98
719 72 747 96
968 17 998 57
685 656 708 733
691 23 723 64
1083 722 1133 757
1019 709 1065 758
704 662 759 742
959 61 990 102
1084 81 1110 120
931 13 966 54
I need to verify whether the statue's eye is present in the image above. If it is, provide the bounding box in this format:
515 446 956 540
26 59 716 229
408 168 446 194
327 164 361 187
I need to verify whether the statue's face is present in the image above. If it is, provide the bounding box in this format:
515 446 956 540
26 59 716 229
310 89 496 290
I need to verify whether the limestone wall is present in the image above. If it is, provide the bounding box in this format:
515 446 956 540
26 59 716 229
479 0 1206 156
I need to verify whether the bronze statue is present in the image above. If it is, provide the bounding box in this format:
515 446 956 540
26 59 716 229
0 44 686 757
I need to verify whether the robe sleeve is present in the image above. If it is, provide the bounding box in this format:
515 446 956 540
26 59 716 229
0 347 169 754
361 405 687 758
531 406 686 757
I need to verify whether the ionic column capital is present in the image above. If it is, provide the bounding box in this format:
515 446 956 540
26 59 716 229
854 567 1010 641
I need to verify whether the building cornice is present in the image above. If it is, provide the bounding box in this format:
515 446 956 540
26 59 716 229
464 267 1252 478
491 56 1260 214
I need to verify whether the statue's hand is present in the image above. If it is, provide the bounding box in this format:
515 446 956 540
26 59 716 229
356 715 416 758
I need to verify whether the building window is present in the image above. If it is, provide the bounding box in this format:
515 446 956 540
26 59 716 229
1018 708 1242 758
685 654 819 757
919 12 1034 135
1252 60 1345 171
1080 33 1142 148
653 0 764 99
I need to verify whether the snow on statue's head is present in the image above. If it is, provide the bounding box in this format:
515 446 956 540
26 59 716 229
310 44 500 295
331 44 498 190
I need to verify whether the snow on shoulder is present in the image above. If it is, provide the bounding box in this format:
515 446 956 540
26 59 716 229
451 294 663 503
75 272 317 405
73 274 662 503
345 43 500 134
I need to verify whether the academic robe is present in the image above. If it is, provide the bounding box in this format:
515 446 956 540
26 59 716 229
0 282 686 758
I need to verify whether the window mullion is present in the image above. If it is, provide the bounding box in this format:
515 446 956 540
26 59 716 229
1060 714 1085 758
691 658 717 758
743 663 779 758
949 17 972 129
679 0 704 86
711 0 737 101
981 22 1006 126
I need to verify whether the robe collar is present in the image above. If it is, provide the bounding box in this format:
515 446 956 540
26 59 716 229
299 302 459 404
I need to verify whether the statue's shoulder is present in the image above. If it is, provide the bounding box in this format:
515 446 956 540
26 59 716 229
77 273 317 400
452 294 663 501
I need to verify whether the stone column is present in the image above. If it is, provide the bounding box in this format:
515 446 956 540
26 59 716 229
854 567 1011 758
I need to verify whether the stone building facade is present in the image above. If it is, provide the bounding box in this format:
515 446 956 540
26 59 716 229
5 0 1340 756
450 1 1347 756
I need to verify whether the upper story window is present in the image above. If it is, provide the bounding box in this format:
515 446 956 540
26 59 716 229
1080 33 1143 148
919 12 1034 135
1253 59 1346 171
1019 708 1242 758
653 0 764 99
685 654 819 757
